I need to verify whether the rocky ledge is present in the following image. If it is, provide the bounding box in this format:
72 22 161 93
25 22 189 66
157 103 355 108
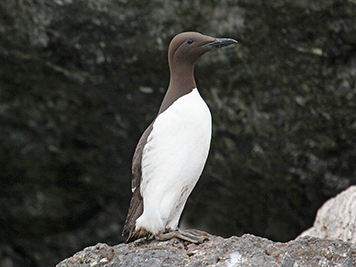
56 234 356 267
56 185 356 267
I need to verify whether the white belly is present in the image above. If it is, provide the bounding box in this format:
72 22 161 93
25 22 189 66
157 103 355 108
136 88 212 234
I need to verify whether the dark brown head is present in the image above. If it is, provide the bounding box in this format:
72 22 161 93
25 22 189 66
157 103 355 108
168 32 237 70
158 32 237 114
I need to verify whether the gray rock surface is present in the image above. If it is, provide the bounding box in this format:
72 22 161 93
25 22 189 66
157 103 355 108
56 234 356 267
300 185 356 243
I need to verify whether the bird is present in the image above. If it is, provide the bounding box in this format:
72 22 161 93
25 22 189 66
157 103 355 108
122 32 237 243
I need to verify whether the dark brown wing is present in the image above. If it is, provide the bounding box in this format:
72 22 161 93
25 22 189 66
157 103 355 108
122 123 153 241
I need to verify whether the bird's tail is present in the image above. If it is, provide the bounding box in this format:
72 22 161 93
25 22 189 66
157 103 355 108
122 186 144 242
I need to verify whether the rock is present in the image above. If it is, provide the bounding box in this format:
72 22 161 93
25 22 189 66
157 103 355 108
56 234 356 267
299 185 356 243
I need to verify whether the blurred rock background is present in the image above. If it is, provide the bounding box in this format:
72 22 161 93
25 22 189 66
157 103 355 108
1 0 355 266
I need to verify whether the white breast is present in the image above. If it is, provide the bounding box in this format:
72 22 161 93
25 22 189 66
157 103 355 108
135 88 212 234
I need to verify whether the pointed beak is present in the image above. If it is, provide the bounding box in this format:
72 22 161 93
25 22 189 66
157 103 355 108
203 38 238 48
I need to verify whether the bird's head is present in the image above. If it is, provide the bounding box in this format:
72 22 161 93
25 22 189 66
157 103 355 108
168 32 237 67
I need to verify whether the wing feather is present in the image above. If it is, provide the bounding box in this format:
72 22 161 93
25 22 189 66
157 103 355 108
122 123 153 240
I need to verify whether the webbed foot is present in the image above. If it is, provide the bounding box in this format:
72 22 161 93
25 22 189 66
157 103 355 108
154 229 210 244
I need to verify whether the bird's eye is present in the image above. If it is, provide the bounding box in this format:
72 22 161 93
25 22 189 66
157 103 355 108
187 39 194 45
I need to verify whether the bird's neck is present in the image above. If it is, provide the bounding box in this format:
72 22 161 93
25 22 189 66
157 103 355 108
158 63 196 114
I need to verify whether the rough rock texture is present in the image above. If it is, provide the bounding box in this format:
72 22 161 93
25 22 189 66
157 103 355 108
300 185 356 243
1 0 356 266
56 234 356 267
